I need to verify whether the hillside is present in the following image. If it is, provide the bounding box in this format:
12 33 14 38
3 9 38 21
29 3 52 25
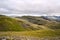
18 16 60 29
0 15 59 31
0 15 60 40
0 15 45 31
0 15 26 31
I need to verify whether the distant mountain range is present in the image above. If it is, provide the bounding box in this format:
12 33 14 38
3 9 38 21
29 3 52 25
41 16 60 22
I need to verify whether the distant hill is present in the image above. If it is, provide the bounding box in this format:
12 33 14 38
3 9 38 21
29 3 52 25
41 16 60 22
17 16 60 29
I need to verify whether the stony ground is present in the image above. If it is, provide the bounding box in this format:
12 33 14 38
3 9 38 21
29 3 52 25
0 36 60 40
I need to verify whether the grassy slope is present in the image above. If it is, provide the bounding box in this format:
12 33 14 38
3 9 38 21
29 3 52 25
0 15 44 31
0 15 60 37
0 15 28 31
20 16 60 29
0 30 60 37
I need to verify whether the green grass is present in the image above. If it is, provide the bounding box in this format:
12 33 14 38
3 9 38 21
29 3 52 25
0 15 27 31
0 30 60 37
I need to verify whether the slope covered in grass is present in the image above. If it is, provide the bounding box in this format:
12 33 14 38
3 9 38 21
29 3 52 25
0 15 60 40
19 16 60 29
0 30 60 37
0 15 27 31
0 15 44 31
0 15 59 31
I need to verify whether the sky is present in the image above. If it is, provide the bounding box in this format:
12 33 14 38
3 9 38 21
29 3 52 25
0 0 60 16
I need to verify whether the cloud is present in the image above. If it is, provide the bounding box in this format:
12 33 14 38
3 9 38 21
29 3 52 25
0 0 60 16
0 8 9 12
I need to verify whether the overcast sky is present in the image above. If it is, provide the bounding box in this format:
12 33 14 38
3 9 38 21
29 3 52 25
0 0 60 16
